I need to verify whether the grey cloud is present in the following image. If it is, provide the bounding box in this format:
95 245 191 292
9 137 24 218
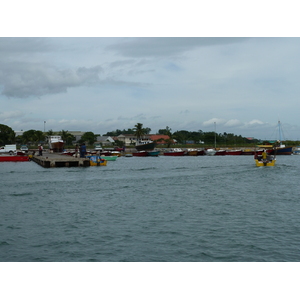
0 62 103 98
106 37 249 58
0 37 52 54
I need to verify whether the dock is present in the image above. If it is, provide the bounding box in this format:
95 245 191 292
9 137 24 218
31 152 90 168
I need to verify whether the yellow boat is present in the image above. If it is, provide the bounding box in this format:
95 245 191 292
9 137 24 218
255 158 276 167
89 156 108 166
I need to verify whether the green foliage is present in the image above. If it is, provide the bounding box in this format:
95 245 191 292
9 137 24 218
21 129 45 145
59 130 76 146
0 124 15 145
80 131 97 146
133 123 146 140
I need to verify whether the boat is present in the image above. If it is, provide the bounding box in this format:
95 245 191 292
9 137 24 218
48 136 64 152
226 150 242 155
101 151 121 157
293 146 300 155
133 151 149 157
254 151 276 167
215 149 226 156
241 149 256 155
147 150 160 156
0 155 30 162
163 148 185 156
197 149 205 156
135 140 156 151
204 148 216 156
88 155 107 166
269 121 292 155
102 156 118 161
187 149 198 156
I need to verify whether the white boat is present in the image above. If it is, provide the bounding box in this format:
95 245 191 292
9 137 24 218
204 148 216 156
48 136 64 152
293 146 300 155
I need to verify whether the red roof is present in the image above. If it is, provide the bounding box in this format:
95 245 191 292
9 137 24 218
150 134 172 144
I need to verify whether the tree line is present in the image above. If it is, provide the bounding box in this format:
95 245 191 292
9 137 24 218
1 123 297 148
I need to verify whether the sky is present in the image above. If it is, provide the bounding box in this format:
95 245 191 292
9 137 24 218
1 4 300 142
1 37 300 140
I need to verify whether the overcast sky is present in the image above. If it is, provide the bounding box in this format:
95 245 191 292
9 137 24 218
1 38 300 140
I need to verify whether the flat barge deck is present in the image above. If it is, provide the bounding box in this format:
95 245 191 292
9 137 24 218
31 153 90 168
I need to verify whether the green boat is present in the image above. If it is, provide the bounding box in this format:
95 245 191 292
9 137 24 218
103 156 118 161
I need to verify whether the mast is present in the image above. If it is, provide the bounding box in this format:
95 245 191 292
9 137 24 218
214 122 216 148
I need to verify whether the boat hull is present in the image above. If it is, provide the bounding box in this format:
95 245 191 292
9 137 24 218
133 152 149 157
271 146 293 155
102 156 117 161
0 155 30 162
163 151 185 156
255 159 276 167
226 150 242 155
135 142 156 151
147 151 160 156
88 156 107 166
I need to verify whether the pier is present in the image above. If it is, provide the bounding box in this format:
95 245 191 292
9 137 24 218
31 152 90 168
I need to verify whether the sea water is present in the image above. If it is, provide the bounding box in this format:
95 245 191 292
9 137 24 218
1 155 300 262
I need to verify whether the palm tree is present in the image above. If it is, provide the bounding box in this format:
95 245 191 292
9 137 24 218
133 123 146 142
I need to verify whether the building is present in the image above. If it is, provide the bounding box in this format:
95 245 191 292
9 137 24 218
117 134 172 146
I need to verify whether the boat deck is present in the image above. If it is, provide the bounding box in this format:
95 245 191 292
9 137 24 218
31 152 90 168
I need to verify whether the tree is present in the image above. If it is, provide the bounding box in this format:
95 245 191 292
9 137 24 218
59 130 76 146
133 123 146 140
0 124 15 145
21 130 45 145
80 131 97 146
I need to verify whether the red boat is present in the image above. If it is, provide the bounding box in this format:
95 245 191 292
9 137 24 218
226 150 242 155
215 150 227 156
0 155 30 162
163 149 185 156
133 151 149 157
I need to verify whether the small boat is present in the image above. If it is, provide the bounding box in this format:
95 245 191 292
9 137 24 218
215 150 226 156
226 150 242 155
187 149 198 156
197 149 205 156
163 149 185 156
254 151 276 167
0 155 30 162
133 151 149 157
241 149 256 155
125 153 133 157
293 146 300 155
101 151 121 157
88 156 107 166
204 149 216 156
147 150 160 156
102 156 118 161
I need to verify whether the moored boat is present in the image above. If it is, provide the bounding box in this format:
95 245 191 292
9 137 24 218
204 148 216 156
187 149 198 156
135 141 156 151
163 148 185 156
215 150 226 156
48 136 64 152
147 150 160 156
226 150 242 155
133 151 149 157
102 156 118 161
88 155 107 166
0 155 30 162
293 146 300 155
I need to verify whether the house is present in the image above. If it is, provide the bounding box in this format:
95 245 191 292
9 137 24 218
117 134 172 146
96 136 115 146
117 134 152 146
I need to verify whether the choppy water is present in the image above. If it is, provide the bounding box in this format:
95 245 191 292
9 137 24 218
1 155 300 262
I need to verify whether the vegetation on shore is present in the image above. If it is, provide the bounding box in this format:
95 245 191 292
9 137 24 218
0 123 298 149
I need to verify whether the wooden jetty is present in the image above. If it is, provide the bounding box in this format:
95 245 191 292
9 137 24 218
31 152 90 168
